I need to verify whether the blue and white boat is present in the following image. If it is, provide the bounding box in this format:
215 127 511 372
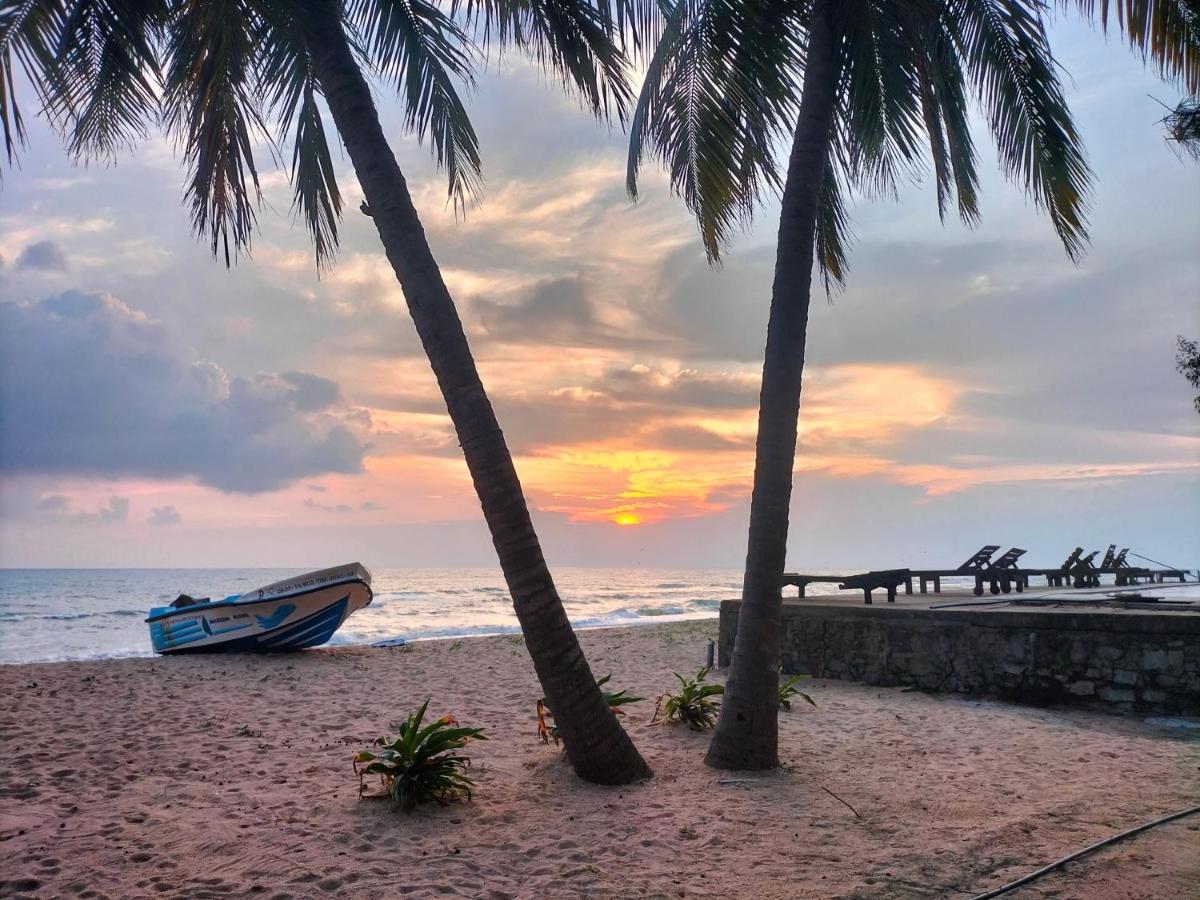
147 563 373 654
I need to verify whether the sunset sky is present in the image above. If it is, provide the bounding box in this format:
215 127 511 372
1 14 1197 571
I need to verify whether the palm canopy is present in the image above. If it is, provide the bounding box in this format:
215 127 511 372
0 0 648 266
628 0 1200 279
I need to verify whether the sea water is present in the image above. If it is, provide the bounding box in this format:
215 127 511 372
0 567 761 664
6 567 1195 665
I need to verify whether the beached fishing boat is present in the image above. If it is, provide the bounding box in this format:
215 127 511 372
146 563 373 654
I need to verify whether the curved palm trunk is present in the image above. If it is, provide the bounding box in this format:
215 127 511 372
304 0 648 785
706 0 840 770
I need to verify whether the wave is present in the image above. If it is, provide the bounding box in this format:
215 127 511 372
0 609 146 623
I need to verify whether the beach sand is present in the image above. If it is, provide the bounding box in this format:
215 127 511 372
1 620 1197 899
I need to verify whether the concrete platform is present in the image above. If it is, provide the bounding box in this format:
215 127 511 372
717 587 1200 715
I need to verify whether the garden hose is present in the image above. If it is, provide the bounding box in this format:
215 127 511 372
968 804 1200 899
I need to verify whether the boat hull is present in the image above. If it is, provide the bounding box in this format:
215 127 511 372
147 567 372 654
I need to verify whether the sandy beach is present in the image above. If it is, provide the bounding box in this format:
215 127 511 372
1 620 1197 899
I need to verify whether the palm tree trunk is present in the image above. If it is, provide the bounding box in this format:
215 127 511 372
303 0 649 785
705 0 840 770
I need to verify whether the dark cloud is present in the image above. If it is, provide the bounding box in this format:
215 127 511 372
16 240 68 272
477 277 595 344
597 366 759 409
0 291 370 492
148 505 182 526
34 494 130 523
650 425 751 452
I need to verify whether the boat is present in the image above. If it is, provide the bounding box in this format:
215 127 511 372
146 563 373 654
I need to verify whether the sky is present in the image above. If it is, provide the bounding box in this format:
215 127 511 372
1 13 1198 571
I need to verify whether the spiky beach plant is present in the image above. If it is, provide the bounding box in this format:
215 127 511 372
655 668 724 730
539 674 642 745
777 672 815 711
354 700 486 812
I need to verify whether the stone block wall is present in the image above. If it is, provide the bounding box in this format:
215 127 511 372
717 601 1200 715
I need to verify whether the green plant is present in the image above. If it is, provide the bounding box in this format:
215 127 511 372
778 672 816 711
654 668 724 730
354 700 486 812
538 675 641 745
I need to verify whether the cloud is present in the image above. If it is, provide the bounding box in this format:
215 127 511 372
303 497 386 513
16 240 69 272
34 494 130 522
477 277 596 344
0 291 371 492
148 505 182 526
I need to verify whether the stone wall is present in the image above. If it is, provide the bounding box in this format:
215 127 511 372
717 601 1200 715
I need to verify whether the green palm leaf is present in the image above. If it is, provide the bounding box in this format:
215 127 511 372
0 0 67 165
950 0 1092 259
348 0 481 208
163 0 267 266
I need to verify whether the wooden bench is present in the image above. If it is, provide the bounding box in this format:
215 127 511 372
781 574 853 598
839 569 910 605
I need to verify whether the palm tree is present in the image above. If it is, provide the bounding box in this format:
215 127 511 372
629 0 1200 770
1 0 651 784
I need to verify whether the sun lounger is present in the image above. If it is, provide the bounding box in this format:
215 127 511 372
1070 550 1101 588
781 573 853 598
970 548 1026 596
908 545 1001 594
838 569 910 605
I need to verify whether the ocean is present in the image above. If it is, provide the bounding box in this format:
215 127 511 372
0 566 760 664
7 566 1195 665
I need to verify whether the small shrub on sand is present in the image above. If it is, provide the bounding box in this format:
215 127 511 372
778 671 816 710
654 668 724 729
538 675 641 745
354 700 486 812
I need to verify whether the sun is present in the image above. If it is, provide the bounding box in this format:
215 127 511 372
613 513 641 526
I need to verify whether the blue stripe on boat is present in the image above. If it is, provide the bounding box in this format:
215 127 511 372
158 595 350 654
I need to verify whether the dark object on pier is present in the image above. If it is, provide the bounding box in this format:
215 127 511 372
908 545 1000 594
970 547 1027 596
781 572 854 598
1071 550 1101 588
1100 544 1117 569
838 569 910 605
781 568 911 603
959 545 1001 571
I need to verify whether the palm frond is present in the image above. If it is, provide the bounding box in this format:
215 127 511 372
163 0 267 266
1067 0 1200 93
454 0 635 125
52 0 167 160
951 0 1092 260
347 0 481 208
921 6 981 224
591 0 667 56
0 0 67 167
256 16 343 269
815 151 852 291
628 0 801 261
839 0 928 199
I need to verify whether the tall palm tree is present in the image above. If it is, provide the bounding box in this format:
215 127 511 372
1 0 651 784
629 0 1200 770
